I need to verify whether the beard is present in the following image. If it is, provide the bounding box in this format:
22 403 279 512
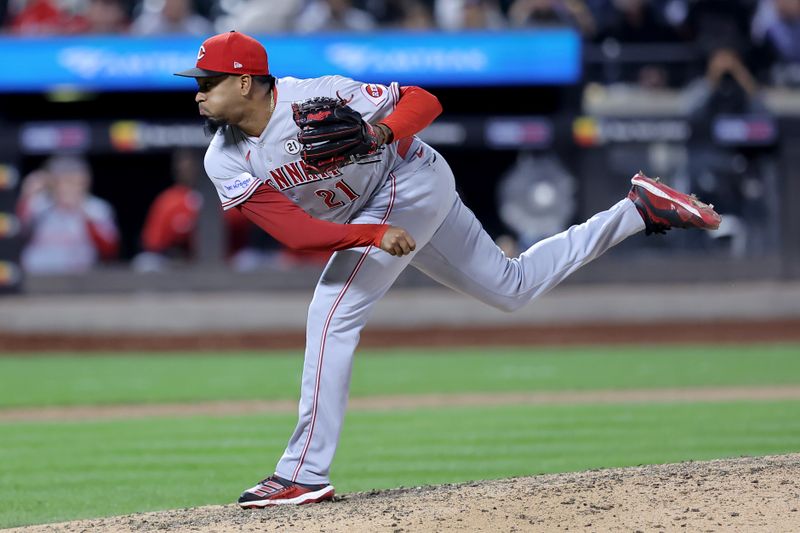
203 117 229 136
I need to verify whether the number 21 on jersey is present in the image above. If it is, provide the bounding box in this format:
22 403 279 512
316 179 360 209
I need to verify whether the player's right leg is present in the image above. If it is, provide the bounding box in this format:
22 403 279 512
238 145 457 508
410 171 719 312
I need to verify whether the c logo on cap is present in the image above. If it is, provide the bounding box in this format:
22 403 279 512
197 45 206 60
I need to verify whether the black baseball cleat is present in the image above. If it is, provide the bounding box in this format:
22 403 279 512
238 475 335 508
627 171 722 235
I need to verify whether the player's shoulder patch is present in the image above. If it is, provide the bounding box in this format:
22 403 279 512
221 173 256 196
360 83 389 106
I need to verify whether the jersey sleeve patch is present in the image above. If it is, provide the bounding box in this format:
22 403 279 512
220 173 261 210
221 174 255 196
360 83 390 106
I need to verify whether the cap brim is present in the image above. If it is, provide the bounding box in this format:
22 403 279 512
174 67 228 78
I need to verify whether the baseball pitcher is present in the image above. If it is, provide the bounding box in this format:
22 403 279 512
176 31 720 507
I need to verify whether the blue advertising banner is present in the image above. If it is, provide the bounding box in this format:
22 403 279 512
0 30 580 92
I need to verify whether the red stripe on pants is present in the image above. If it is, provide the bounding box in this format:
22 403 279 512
292 174 397 482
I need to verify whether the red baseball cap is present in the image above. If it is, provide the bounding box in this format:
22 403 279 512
175 31 269 78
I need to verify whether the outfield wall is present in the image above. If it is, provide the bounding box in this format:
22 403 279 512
1 281 799 350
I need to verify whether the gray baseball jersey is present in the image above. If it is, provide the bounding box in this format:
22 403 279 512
204 75 402 223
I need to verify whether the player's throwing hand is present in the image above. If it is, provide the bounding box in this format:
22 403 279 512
380 226 416 257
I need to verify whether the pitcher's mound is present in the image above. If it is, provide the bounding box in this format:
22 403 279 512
12 454 800 532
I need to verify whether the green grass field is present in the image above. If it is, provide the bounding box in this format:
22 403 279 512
2 343 799 528
2 344 799 407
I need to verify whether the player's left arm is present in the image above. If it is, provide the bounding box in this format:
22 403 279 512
373 86 443 145
237 183 416 255
322 76 442 146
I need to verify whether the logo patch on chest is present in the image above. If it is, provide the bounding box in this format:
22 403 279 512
284 139 301 155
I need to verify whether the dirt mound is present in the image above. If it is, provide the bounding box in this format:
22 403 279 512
10 454 799 532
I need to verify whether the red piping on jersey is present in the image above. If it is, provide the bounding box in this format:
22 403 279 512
379 86 442 143
291 172 397 483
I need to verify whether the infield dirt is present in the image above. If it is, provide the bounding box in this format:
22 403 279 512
9 454 799 532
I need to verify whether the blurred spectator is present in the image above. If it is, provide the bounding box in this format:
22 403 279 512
138 149 203 261
357 0 407 26
213 0 301 34
294 0 377 32
590 0 686 87
462 0 506 27
435 0 506 30
599 0 680 43
752 0 800 84
508 0 596 37
397 0 436 29
681 0 755 52
82 0 129 33
16 156 119 274
683 47 766 121
360 0 440 27
683 46 774 256
131 0 212 35
583 0 617 35
7 0 85 34
133 149 251 271
753 0 800 61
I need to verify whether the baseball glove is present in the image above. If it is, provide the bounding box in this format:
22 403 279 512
291 96 382 174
